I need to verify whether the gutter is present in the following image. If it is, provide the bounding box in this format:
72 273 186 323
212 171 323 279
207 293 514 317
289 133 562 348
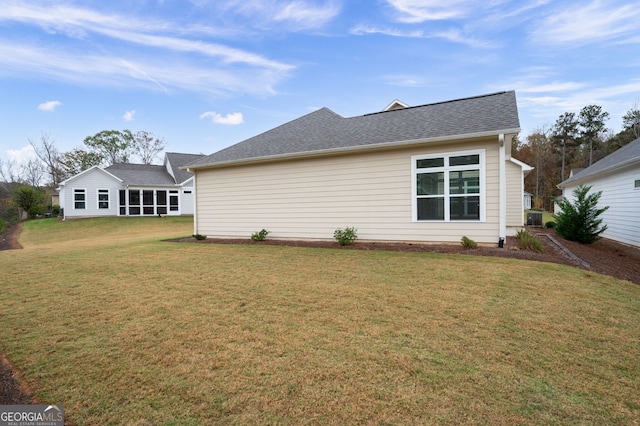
182 128 521 171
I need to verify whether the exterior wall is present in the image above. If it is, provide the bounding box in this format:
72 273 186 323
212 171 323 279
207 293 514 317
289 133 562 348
563 165 640 247
60 169 196 218
195 137 508 244
181 186 195 215
59 169 121 218
506 159 525 233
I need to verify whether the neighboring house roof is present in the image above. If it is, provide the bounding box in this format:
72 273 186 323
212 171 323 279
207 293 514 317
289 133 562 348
57 165 122 187
187 91 520 169
559 137 640 188
105 163 176 186
165 152 206 184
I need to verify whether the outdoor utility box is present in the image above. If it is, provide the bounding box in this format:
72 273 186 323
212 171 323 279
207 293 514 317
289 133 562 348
527 212 543 226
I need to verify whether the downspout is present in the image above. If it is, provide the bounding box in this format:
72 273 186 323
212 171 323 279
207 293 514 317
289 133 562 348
499 134 506 247
189 169 198 235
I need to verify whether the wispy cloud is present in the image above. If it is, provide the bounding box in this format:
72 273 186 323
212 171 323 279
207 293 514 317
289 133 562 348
37 100 61 112
123 110 136 122
531 0 640 45
350 24 423 37
431 28 497 48
274 1 341 30
200 111 244 125
0 2 294 96
215 0 340 31
385 0 473 22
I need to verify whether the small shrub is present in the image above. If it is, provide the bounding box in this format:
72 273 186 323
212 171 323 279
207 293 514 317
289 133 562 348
51 205 61 216
0 218 5 234
515 229 544 253
192 234 206 240
460 236 477 249
545 221 555 229
333 227 358 246
251 229 270 241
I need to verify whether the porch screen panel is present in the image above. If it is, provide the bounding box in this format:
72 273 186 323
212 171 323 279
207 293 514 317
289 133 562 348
157 190 167 215
129 190 140 215
143 190 154 215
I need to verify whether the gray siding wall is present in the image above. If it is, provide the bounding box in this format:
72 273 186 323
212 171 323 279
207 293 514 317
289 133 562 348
563 166 640 247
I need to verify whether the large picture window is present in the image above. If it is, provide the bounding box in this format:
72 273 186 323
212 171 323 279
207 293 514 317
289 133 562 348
413 150 484 221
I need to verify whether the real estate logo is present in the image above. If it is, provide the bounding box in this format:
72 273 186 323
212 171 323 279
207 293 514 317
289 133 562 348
0 405 64 426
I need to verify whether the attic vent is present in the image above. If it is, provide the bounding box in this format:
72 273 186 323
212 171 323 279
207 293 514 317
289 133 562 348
383 99 409 111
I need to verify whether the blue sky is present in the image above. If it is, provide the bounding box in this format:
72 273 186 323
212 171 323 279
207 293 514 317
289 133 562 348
1 0 639 166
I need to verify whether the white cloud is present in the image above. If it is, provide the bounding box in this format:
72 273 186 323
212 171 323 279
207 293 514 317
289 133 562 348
385 0 473 22
37 100 61 112
7 145 37 165
531 0 640 45
123 110 136 122
199 111 244 125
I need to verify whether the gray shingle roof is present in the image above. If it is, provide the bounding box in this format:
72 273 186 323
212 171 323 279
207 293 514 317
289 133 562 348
560 137 640 187
165 152 206 184
105 163 177 186
188 91 520 169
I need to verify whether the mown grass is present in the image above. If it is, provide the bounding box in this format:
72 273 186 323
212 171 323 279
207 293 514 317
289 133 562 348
1 217 639 424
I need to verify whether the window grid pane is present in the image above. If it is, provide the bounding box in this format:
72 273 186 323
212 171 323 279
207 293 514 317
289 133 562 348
417 172 444 195
449 170 480 194
414 152 482 221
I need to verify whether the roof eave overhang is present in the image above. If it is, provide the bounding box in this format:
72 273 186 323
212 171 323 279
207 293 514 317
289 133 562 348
186 128 521 172
558 157 640 189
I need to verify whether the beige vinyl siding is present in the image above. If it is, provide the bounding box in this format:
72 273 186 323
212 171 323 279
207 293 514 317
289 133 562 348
505 159 525 231
196 138 503 243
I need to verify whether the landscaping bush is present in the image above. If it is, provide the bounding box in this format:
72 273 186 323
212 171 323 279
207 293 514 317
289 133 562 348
554 184 609 244
251 229 270 241
515 229 544 253
545 221 555 228
27 204 46 219
333 227 358 246
192 234 206 240
460 236 477 249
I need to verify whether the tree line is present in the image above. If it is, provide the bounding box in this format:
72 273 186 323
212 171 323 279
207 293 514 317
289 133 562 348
512 102 640 211
0 130 166 224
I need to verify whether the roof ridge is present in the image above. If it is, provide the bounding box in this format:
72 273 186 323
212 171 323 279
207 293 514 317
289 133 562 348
362 91 511 117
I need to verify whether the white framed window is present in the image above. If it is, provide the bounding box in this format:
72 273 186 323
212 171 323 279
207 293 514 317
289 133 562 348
412 150 485 222
73 188 86 209
97 189 109 209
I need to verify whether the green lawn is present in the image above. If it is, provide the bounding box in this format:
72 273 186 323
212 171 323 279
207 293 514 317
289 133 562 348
1 217 639 424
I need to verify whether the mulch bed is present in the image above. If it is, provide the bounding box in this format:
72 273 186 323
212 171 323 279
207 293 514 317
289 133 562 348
1 222 638 405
